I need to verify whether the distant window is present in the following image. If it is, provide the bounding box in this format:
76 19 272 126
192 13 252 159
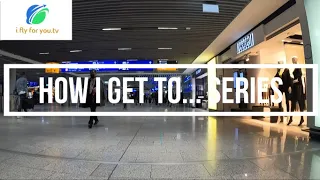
203 4 219 13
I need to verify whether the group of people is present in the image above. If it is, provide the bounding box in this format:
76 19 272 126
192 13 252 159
274 57 306 126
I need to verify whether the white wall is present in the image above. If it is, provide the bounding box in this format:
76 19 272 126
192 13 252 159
258 43 287 80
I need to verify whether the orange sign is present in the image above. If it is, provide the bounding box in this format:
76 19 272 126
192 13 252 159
45 62 60 74
157 68 177 72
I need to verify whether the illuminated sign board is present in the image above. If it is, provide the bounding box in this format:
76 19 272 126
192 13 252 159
236 32 254 54
157 68 177 71
157 60 177 71
60 60 153 73
45 62 60 74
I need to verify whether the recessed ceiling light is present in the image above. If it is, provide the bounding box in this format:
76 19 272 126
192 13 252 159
158 48 172 50
39 52 49 55
158 27 178 30
203 4 219 13
186 27 191 30
118 48 132 51
158 59 169 61
102 28 121 31
70 50 82 53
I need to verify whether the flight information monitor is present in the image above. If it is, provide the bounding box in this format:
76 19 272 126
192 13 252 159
60 60 153 73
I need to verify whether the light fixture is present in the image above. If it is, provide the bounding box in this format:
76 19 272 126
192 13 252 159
158 58 169 61
203 4 219 13
158 48 172 50
300 42 304 44
186 27 191 30
70 50 82 53
158 27 178 30
39 52 49 55
102 28 121 31
118 48 132 51
246 57 250 62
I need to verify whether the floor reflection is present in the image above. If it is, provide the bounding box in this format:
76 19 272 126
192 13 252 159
0 105 320 179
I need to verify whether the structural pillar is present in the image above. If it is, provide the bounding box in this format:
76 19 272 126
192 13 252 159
191 77 196 108
10 69 16 94
9 69 17 111
208 57 217 111
297 0 320 134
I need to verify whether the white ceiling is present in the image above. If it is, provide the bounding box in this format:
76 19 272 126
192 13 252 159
192 0 290 64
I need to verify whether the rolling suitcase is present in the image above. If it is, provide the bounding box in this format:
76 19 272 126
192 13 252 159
23 98 34 110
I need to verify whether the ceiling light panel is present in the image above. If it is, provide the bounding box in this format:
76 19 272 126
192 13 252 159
102 28 121 31
158 48 172 50
158 27 178 30
203 4 219 13
118 48 132 51
70 50 82 53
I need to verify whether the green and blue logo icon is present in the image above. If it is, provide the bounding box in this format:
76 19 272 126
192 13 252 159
26 4 49 25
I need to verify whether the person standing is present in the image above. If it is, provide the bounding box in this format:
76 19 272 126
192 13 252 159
15 72 28 118
287 57 304 126
84 70 105 129
274 61 292 122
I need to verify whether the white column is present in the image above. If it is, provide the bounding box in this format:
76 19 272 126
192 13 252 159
191 77 196 108
208 58 217 111
298 0 320 128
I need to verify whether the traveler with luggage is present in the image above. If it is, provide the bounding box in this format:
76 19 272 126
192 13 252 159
15 72 28 118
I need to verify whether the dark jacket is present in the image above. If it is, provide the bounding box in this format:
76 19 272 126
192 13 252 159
275 68 291 92
291 68 303 101
82 78 105 108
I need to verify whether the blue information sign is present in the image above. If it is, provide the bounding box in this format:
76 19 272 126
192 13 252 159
60 60 153 73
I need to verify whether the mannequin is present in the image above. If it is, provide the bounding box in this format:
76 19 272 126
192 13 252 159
274 61 291 122
287 57 304 126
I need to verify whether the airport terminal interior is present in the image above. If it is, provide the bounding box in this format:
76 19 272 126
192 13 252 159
1 0 320 179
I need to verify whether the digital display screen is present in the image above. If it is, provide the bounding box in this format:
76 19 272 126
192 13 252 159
28 81 39 87
60 60 153 73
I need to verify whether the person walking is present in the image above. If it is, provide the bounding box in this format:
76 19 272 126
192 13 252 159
83 70 105 129
123 93 129 110
15 72 28 118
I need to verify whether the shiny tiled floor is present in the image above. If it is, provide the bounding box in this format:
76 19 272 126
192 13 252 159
1 104 320 179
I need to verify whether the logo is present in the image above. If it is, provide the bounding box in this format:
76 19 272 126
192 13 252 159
26 5 49 25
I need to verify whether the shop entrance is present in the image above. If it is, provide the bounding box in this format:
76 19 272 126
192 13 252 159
225 23 308 127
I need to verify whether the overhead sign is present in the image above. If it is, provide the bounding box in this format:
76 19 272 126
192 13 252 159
157 60 177 71
0 0 72 40
60 60 154 73
236 33 254 54
157 68 177 72
45 62 60 74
